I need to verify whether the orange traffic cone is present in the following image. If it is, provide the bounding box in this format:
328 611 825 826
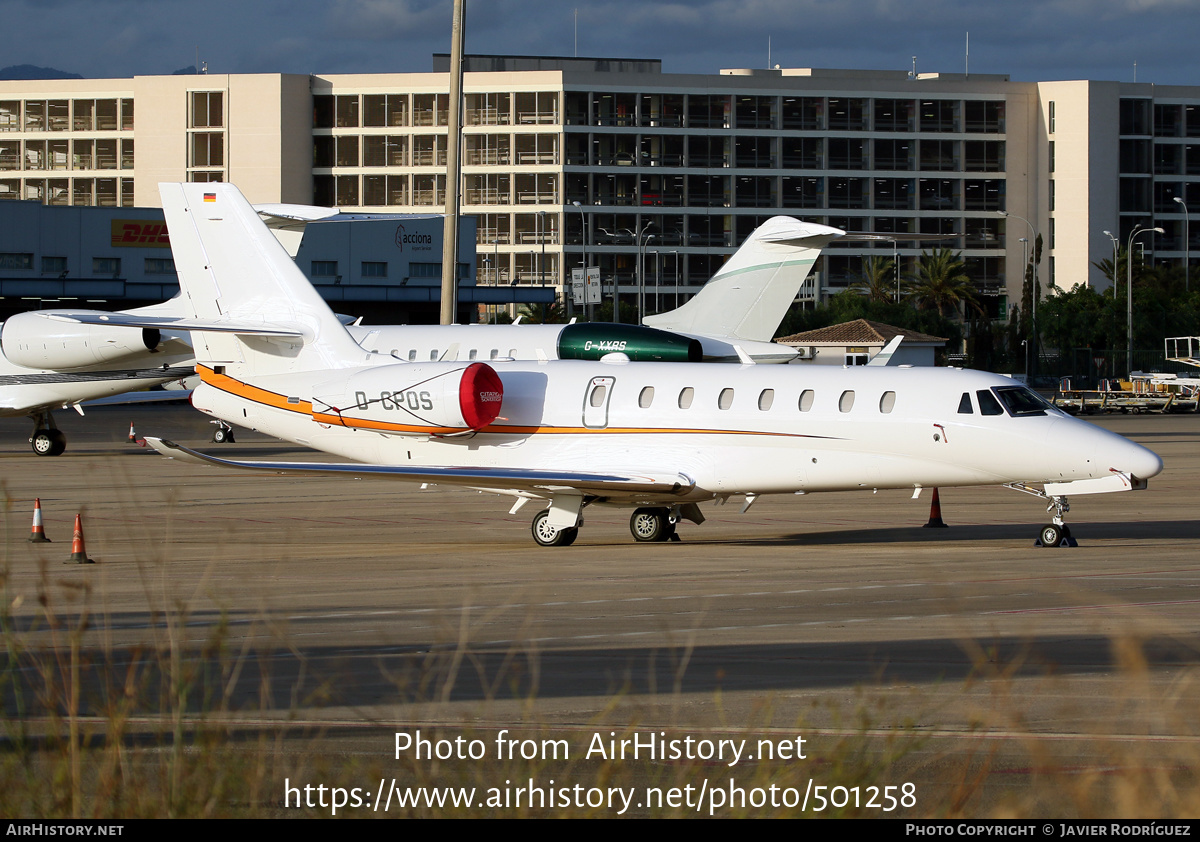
127 422 138 444
27 498 51 543
64 514 95 564
923 487 948 528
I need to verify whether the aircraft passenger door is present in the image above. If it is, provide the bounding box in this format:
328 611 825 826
583 376 615 428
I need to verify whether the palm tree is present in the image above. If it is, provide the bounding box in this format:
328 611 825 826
849 255 897 303
517 296 566 324
906 247 982 320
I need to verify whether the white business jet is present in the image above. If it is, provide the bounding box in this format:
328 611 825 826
0 299 195 454
89 183 1163 548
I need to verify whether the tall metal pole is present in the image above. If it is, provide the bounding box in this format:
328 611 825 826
999 210 1037 371
1126 225 1164 375
439 0 466 325
572 200 587 319
1175 196 1190 292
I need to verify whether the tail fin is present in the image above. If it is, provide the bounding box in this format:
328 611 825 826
644 217 843 342
160 183 366 376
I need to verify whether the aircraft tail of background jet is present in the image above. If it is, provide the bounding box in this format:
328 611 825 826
158 183 368 378
643 217 843 342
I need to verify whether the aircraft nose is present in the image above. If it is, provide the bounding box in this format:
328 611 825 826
1121 439 1163 480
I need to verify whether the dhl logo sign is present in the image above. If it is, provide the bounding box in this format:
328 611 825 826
110 220 171 249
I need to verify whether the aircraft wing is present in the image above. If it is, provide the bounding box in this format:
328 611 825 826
81 389 192 407
40 311 306 337
142 437 695 497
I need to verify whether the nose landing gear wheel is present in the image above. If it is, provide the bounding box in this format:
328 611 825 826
630 507 675 542
532 510 578 547
1036 523 1075 548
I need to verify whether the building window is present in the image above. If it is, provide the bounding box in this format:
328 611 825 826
190 133 224 168
92 257 120 275
0 253 33 271
311 260 338 277
361 261 387 278
191 92 223 128
42 256 66 274
1048 101 1055 134
0 101 18 131
145 258 176 275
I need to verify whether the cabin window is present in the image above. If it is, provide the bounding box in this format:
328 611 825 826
468 349 478 360
590 384 608 407
430 350 438 361
407 349 417 361
758 389 774 411
489 349 499 360
879 391 896 413
718 388 735 410
976 389 1004 416
957 392 973 414
638 386 655 408
678 387 694 409
839 390 855 412
798 389 815 412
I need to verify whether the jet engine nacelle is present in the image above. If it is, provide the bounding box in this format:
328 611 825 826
0 311 162 370
313 362 504 433
557 323 702 362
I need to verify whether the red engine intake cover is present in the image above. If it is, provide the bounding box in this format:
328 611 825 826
459 362 504 430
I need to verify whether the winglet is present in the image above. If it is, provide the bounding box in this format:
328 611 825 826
866 335 904 366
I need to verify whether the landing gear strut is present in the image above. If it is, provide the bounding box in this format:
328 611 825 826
29 411 66 457
1006 483 1078 548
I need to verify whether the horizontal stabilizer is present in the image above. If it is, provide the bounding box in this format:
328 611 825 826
41 311 307 338
143 437 696 497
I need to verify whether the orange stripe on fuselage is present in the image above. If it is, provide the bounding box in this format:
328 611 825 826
198 366 835 440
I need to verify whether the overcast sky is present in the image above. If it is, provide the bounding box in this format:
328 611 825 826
8 0 1199 86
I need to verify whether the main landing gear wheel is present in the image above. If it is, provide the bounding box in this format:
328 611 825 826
531 510 578 547
31 430 66 457
630 507 675 542
211 422 235 443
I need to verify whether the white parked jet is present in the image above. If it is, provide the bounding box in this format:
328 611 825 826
123 184 1164 547
0 299 195 454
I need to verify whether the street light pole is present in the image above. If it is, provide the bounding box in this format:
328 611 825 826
1019 237 1029 378
637 227 655 325
1126 225 1165 376
572 200 588 319
1174 195 1190 292
998 210 1038 373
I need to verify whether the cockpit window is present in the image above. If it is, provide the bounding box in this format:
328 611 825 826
992 386 1053 417
976 389 1004 416
957 392 973 414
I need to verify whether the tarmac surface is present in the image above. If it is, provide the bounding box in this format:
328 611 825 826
1 402 1198 815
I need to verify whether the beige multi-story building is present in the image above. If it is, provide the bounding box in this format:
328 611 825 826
2 56 1197 321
